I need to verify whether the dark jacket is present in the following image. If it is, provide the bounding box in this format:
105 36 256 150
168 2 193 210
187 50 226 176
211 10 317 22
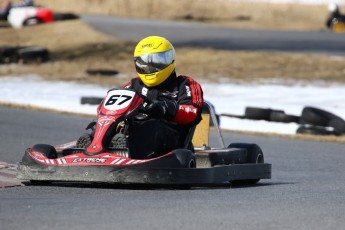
122 71 204 156
123 71 204 127
326 11 345 28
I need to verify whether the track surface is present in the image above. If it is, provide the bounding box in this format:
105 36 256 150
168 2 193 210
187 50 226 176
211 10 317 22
1 106 345 230
82 15 345 55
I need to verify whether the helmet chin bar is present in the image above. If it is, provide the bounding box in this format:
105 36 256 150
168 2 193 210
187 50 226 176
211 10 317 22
144 74 156 80
139 64 174 87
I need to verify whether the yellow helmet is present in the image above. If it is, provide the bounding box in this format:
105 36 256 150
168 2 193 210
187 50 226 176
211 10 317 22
134 36 175 87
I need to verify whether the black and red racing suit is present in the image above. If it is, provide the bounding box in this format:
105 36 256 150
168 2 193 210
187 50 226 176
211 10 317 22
123 71 204 158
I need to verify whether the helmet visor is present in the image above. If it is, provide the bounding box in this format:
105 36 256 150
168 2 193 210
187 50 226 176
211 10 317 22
134 49 174 74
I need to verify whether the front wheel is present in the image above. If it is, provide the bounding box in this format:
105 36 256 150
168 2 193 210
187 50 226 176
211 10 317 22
32 144 58 159
76 133 92 149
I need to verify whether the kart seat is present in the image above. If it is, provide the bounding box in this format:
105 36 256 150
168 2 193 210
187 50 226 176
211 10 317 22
188 101 225 149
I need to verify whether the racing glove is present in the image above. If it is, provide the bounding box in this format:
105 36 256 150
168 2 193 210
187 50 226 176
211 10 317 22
143 100 178 120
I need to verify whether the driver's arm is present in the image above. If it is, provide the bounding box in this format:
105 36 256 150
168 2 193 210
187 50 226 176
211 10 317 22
173 76 203 126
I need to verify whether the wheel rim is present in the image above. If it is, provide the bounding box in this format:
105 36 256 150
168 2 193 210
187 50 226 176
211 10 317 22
256 153 264 164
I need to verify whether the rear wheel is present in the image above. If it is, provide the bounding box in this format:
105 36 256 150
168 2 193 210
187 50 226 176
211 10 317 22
229 143 264 164
228 143 264 185
173 149 196 168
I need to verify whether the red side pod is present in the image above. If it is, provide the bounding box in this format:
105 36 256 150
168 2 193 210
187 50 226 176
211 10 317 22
36 8 53 23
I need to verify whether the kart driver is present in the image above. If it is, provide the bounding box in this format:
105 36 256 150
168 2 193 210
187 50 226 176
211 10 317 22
122 35 204 159
326 3 345 29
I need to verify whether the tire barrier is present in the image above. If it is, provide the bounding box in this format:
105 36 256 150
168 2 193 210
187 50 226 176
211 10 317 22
300 107 345 134
80 97 103 105
86 69 119 76
296 125 342 136
0 46 23 63
221 107 299 123
0 46 49 64
269 110 300 123
244 107 273 121
17 47 49 63
53 13 79 21
221 106 345 136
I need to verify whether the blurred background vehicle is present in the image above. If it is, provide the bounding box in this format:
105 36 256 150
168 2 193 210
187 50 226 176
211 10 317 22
326 3 345 32
0 0 78 28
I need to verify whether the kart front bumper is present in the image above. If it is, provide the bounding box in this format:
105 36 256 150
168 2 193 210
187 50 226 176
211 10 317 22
17 162 271 186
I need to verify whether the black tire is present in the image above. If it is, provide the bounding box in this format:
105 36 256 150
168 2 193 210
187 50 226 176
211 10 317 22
76 133 93 149
229 143 264 164
32 144 58 159
296 125 342 136
228 143 264 185
17 47 50 64
300 107 345 133
209 149 247 166
300 107 331 126
86 69 119 76
53 12 79 21
0 46 21 63
269 111 300 123
173 149 196 168
111 133 127 149
329 119 345 133
23 17 43 26
244 107 272 120
80 96 103 105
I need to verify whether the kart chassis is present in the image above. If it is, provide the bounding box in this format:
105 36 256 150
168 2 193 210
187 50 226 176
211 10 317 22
17 97 272 187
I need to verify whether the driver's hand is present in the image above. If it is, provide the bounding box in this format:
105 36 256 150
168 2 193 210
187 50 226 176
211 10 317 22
143 100 178 120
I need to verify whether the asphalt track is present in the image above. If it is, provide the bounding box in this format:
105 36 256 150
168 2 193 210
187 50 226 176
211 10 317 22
1 16 345 230
82 15 345 55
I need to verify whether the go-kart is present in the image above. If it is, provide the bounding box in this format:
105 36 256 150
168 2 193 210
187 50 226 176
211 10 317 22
7 6 53 28
0 1 53 28
1 1 78 28
17 88 271 187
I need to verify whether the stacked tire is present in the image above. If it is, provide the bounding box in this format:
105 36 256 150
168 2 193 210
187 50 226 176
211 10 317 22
297 107 345 136
0 46 49 64
244 107 300 123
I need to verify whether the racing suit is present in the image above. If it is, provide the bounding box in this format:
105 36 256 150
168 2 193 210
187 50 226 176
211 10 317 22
123 71 203 159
